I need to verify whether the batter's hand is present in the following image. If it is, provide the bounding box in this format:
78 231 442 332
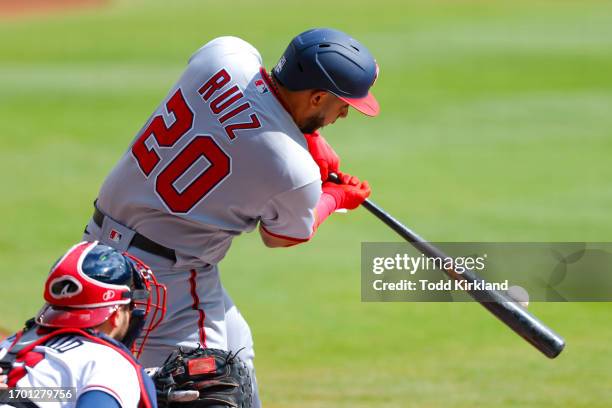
304 131 340 182
0 375 7 389
322 171 371 210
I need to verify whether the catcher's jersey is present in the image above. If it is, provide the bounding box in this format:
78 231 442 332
96 36 321 267
0 330 148 408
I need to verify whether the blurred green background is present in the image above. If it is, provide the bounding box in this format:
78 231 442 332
1 0 611 406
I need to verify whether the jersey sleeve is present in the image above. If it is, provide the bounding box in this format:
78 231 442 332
260 180 322 241
78 350 141 408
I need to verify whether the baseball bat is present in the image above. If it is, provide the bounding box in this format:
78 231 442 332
328 173 565 359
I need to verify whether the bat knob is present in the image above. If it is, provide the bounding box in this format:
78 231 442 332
327 172 341 184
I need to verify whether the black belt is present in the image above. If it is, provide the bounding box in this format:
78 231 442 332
92 207 176 262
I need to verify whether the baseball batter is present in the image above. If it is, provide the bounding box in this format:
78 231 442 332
82 28 379 406
0 241 165 407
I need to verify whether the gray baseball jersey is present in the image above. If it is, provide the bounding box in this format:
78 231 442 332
96 36 321 268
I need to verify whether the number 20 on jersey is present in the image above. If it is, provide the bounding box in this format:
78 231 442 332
131 68 261 213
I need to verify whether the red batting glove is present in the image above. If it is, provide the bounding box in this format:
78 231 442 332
322 171 371 210
304 131 340 182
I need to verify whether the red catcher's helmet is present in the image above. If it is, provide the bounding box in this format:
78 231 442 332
36 241 166 357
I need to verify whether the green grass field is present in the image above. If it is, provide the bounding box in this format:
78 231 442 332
1 0 612 406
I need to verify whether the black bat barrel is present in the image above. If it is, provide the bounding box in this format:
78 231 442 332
329 173 566 358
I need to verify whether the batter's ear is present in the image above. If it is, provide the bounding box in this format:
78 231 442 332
309 90 328 107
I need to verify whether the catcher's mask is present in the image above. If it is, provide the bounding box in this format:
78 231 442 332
36 241 167 357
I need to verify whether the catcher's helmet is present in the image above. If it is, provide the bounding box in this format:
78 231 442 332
36 241 166 356
273 28 380 116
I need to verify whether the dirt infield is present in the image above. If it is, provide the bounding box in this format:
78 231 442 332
0 0 107 18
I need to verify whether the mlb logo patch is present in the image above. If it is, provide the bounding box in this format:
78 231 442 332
109 229 122 242
255 79 269 94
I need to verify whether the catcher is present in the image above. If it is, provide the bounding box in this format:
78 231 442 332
0 242 252 407
0 241 165 407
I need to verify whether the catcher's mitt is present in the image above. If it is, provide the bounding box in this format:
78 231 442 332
153 347 252 408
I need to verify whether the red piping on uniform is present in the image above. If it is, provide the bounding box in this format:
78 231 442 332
4 328 153 408
259 67 292 115
72 330 153 408
189 270 207 347
260 225 310 244
7 330 23 349
7 350 44 387
81 384 124 406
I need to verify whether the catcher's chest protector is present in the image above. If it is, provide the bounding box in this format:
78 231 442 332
0 325 157 408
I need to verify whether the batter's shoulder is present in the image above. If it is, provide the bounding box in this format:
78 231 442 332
189 36 263 65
